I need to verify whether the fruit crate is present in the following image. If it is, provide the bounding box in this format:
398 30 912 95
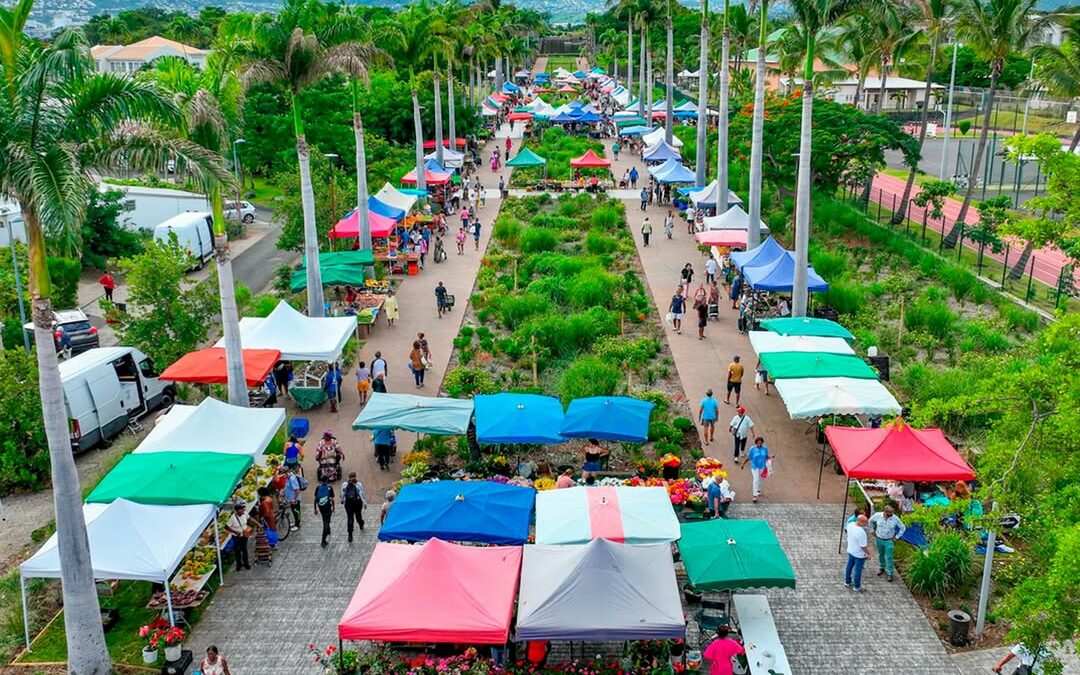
170 567 215 593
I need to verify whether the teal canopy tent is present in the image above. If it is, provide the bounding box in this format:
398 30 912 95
86 452 252 505
758 352 879 380
352 392 474 435
290 250 373 292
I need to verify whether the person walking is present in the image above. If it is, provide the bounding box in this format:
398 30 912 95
640 217 653 246
417 332 432 365
355 361 371 406
409 340 426 388
869 505 906 581
283 465 302 530
225 503 252 570
992 644 1048 674
456 226 467 255
629 166 638 188
324 363 341 412
754 358 771 395
844 513 870 591
639 188 648 212
98 270 116 302
612 140 620 160
741 437 771 502
696 300 708 339
698 389 719 445
383 291 399 327
273 361 291 397
728 406 753 460
668 291 685 334
705 256 718 284
371 351 388 381
198 646 233 675
341 472 367 543
473 219 482 251
664 210 674 239
680 263 694 287
380 490 396 524
315 431 344 484
435 281 449 317
499 176 507 199
314 476 335 548
724 355 744 405
702 627 745 675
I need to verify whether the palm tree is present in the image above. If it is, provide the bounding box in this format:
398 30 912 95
243 0 371 315
393 4 434 191
892 0 953 224
835 17 876 110
143 51 249 405
945 0 1045 245
0 5 229 671
695 0 710 185
97 16 128 44
1032 25 1080 151
788 0 860 316
607 0 637 105
664 0 674 145
747 0 768 245
726 4 756 73
716 0 732 215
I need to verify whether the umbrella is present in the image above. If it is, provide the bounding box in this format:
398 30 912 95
679 519 796 591
560 396 655 442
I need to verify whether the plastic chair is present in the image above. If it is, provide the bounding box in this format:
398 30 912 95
694 596 731 648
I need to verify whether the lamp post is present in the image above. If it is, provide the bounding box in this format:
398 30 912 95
232 139 246 230
939 41 959 180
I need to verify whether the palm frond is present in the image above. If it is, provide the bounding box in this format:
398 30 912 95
59 73 182 144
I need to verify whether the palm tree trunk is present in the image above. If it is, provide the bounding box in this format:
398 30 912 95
695 1 710 186
628 16 634 104
296 134 325 316
792 38 816 317
854 72 865 110
717 0 731 214
352 82 372 255
434 56 445 166
665 12 675 145
23 205 112 673
1068 124 1080 152
893 42 939 225
747 0 767 246
647 49 654 124
875 58 887 113
1009 240 1033 280
638 26 647 118
211 189 248 406
947 69 1000 246
413 89 427 191
448 67 457 152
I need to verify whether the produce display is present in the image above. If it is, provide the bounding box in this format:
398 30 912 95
356 308 377 324
355 294 384 309
148 589 208 609
363 279 389 290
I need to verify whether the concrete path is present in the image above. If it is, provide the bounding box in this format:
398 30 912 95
603 144 847 504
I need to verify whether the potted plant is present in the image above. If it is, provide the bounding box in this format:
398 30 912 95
138 618 168 664
161 625 186 661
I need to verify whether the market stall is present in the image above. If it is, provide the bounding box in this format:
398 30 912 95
378 481 535 545
86 452 253 506
221 301 356 362
642 140 681 164
289 250 374 293
352 392 474 435
474 393 566 444
374 182 418 214
758 316 855 341
560 396 655 442
679 519 796 591
649 158 696 184
772 377 901 419
684 180 743 211
425 147 465 169
329 209 397 241
568 149 611 169
695 230 748 248
337 539 521 643
702 204 770 234
730 236 785 271
159 348 281 387
534 486 680 545
747 331 855 355
132 397 285 458
19 499 220 638
757 352 879 380
642 127 684 148
743 251 830 293
825 421 975 482
516 539 684 640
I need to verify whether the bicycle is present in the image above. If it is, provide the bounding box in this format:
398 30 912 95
275 500 293 542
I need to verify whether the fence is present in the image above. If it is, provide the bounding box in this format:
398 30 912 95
840 182 1077 311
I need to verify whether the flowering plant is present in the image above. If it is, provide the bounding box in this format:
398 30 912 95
507 476 533 488
487 474 510 484
491 455 510 468
659 453 681 468
307 643 359 674
695 457 724 480
534 477 556 491
138 618 169 650
402 450 430 466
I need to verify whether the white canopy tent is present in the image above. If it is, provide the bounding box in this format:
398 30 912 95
425 147 464 169
702 204 769 233
611 86 632 106
773 377 902 419
374 183 418 214
219 301 356 362
748 331 855 356
677 69 695 78
516 539 684 640
134 397 285 457
552 67 572 78
530 101 559 117
642 127 684 148
19 499 221 646
687 180 744 209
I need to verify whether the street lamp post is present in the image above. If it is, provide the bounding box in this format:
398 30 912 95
232 139 246 234
940 41 959 181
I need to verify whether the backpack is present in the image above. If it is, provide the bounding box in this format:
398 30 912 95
297 474 309 491
315 483 331 507
344 481 362 503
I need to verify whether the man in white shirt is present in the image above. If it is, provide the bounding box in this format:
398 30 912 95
844 514 870 592
728 407 754 459
704 257 719 284
993 644 1047 674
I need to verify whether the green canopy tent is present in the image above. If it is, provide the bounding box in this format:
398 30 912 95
615 117 649 128
758 351 879 380
290 250 373 292
86 452 253 505
506 147 548 179
679 519 796 591
759 317 855 341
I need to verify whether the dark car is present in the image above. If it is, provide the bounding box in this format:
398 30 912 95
24 308 100 355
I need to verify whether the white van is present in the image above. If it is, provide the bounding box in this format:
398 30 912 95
153 211 214 270
59 347 175 453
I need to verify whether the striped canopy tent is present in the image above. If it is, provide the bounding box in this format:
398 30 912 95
374 183 418 214
534 486 680 545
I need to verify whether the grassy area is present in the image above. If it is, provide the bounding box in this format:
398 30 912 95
512 127 605 184
881 167 935 187
542 55 581 72
247 176 285 206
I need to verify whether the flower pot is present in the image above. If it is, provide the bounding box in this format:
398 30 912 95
165 644 182 661
142 648 159 664
662 465 680 480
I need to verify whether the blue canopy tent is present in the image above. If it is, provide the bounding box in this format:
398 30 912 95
568 100 585 109
673 110 698 119
378 481 536 545
730 236 786 271
573 111 603 123
643 141 681 164
399 188 429 197
743 251 830 293
424 158 450 174
368 195 405 221
352 393 474 435
503 82 520 93
474 393 566 444
560 396 655 442
550 112 578 124
649 159 697 184
573 70 588 78
620 125 654 136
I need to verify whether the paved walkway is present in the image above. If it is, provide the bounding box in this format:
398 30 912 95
604 144 846 504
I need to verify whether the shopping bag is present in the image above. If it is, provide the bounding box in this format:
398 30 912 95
665 312 674 326
766 458 774 476
754 372 763 385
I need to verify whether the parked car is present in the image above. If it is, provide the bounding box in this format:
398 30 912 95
224 200 256 223
153 211 214 270
23 308 100 355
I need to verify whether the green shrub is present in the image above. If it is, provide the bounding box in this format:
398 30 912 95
1000 305 1039 333
459 326 474 339
590 204 623 231
493 216 523 247
672 417 694 433
526 277 567 304
566 271 618 309
520 227 558 254
634 389 671 418
497 338 525 360
496 294 552 329
443 366 497 398
809 248 849 280
531 214 579 230
939 264 976 303
824 281 865 315
585 228 618 255
0 349 49 492
905 300 957 340
559 355 622 403
908 533 975 597
46 257 82 309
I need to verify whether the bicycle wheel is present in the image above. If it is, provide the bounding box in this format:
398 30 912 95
275 507 292 542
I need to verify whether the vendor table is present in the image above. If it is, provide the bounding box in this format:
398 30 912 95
373 252 420 276
290 386 328 410
733 595 791 675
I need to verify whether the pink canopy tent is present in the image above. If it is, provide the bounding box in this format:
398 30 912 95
329 210 395 239
401 167 452 186
825 420 975 481
508 111 533 121
557 84 577 93
570 149 611 168
423 138 468 150
695 230 748 247
338 539 522 644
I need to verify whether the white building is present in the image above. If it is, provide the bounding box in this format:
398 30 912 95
100 183 210 231
821 76 945 112
90 36 209 75
0 201 27 247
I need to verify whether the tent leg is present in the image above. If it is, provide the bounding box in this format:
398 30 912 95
21 576 31 651
213 517 225 587
837 478 850 555
815 436 826 500
165 582 176 626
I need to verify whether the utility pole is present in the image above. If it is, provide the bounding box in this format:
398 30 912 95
232 138 246 232
939 41 959 181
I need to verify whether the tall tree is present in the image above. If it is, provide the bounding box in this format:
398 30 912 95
945 0 1045 246
664 0 674 145
392 3 434 191
0 5 228 671
717 0 731 214
695 0 710 185
892 0 953 224
788 0 859 316
747 0 768 245
243 0 371 316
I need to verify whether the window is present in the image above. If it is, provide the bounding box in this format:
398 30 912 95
123 199 135 212
138 358 158 378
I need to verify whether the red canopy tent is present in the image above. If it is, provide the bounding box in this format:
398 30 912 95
695 230 747 247
401 167 453 186
329 210 395 239
160 348 281 387
570 149 611 168
825 421 975 481
557 84 577 93
422 138 467 150
508 111 533 121
338 539 522 643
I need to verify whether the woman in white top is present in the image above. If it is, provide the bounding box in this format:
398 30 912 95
198 646 232 675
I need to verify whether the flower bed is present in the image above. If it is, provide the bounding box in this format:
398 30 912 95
510 127 606 185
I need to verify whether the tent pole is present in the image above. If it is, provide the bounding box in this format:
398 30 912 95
20 576 31 651
837 478 850 555
815 432 826 499
165 582 176 626
213 517 225 586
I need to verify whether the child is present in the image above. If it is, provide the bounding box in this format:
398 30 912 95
456 227 467 255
